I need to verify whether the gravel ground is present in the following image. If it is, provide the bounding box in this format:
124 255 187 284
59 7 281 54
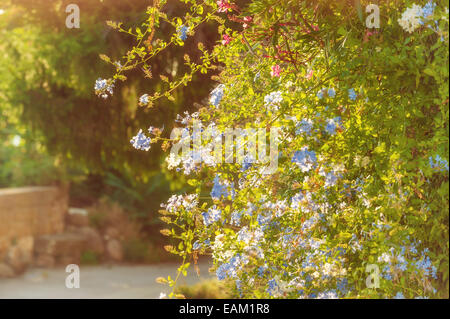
0 261 213 299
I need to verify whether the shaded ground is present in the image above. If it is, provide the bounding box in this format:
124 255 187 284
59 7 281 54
0 261 213 299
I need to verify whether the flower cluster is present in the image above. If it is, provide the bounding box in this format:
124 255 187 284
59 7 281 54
325 117 342 135
210 84 225 107
429 154 449 171
211 175 235 200
217 0 232 13
271 64 282 77
139 94 149 106
222 34 232 45
398 1 437 33
94 78 114 99
295 119 313 136
161 193 199 213
317 87 336 99
264 91 283 112
177 25 190 41
130 129 151 151
291 147 317 172
348 88 357 101
202 205 222 226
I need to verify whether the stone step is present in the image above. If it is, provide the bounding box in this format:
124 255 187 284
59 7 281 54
33 228 105 267
34 233 87 267
34 233 87 256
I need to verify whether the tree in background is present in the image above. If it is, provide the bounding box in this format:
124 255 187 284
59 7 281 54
0 0 217 179
0 0 224 228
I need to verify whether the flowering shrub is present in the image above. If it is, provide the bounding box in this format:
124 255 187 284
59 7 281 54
96 0 449 298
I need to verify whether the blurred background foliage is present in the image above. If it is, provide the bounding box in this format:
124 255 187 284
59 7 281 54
175 279 233 299
0 0 219 232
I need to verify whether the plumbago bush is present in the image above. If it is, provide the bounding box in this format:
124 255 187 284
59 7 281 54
95 0 449 298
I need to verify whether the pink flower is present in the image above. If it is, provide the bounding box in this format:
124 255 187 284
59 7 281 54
271 64 282 77
222 34 232 45
364 29 379 42
306 69 313 80
217 0 232 12
243 16 253 29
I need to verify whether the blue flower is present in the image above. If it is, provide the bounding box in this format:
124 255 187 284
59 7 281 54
257 266 267 278
383 271 393 281
177 25 190 41
210 175 235 200
216 263 230 280
202 206 222 226
429 155 449 171
415 254 437 278
295 119 313 135
348 88 357 101
397 261 408 272
324 171 338 188
337 278 348 295
317 87 336 99
94 78 107 91
264 91 283 112
267 279 279 297
328 88 336 98
420 1 435 24
235 280 243 297
230 210 243 226
130 129 151 151
317 88 325 99
325 117 342 135
292 147 317 172
394 292 405 299
241 154 254 171
291 192 304 209
210 84 225 107
94 78 114 99
257 212 272 227
216 254 245 280
431 265 438 279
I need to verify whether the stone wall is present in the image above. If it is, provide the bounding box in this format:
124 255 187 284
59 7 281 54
0 187 68 265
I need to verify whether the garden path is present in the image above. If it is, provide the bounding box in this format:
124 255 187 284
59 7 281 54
0 261 212 299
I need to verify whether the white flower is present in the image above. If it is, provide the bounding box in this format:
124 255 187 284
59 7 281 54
237 226 252 245
165 153 181 170
323 263 334 276
159 292 167 299
94 78 115 99
284 80 294 89
317 290 339 299
378 252 392 264
264 91 283 112
139 94 149 106
224 250 234 259
398 4 423 33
